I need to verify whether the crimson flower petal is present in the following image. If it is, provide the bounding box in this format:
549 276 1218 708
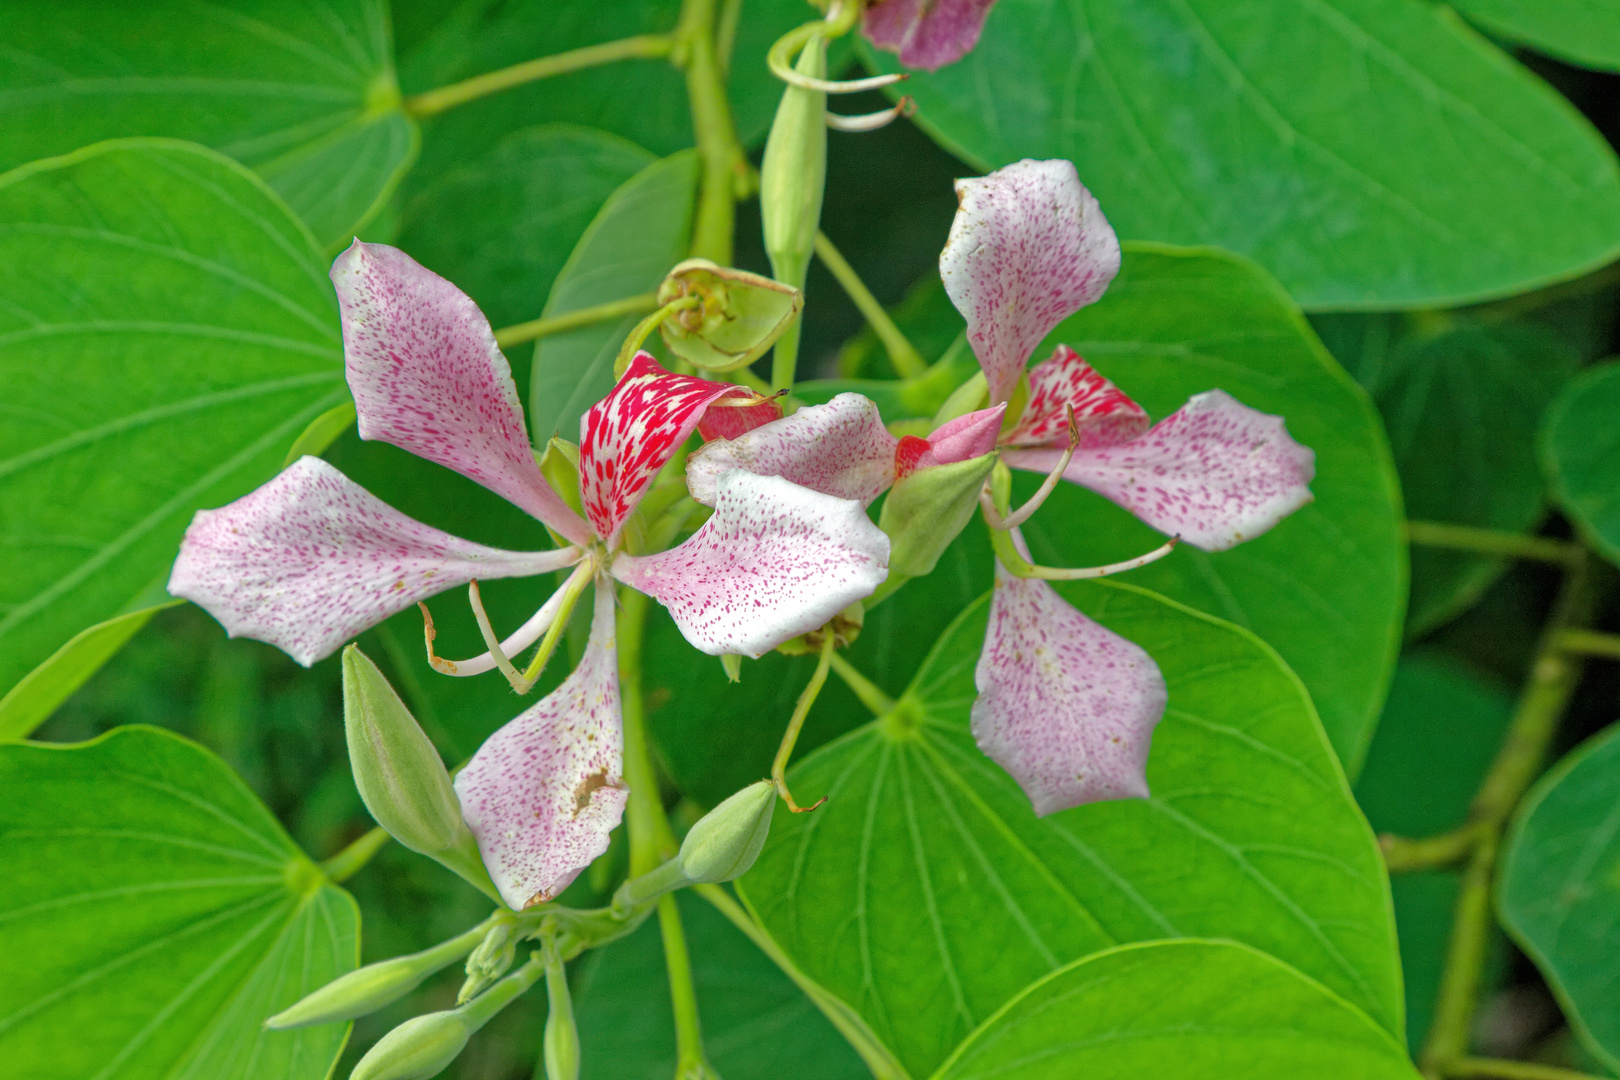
612 470 890 658
941 160 1121 407
863 0 999 70
454 581 626 909
168 457 579 666
697 396 784 441
1002 345 1149 449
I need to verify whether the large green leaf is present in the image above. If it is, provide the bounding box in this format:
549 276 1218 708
574 892 867 1079
1500 721 1620 1071
0 0 414 246
1452 1 1620 71
934 941 1418 1080
862 0 1620 308
1541 361 1620 567
0 140 346 704
0 725 357 1079
528 151 698 446
1019 245 1403 771
739 582 1401 1079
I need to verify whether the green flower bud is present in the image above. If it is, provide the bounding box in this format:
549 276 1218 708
657 259 803 372
458 922 517 1004
760 36 827 291
537 437 585 519
350 1011 472 1080
879 452 1000 578
678 779 777 884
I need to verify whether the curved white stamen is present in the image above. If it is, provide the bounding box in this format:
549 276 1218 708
426 560 592 678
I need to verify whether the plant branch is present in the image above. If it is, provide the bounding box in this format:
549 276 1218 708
675 0 745 264
658 895 710 1076
319 825 391 883
828 652 897 716
1443 1058 1610 1080
1405 521 1582 566
404 35 674 118
1555 628 1620 660
1380 825 1481 873
814 232 927 378
493 294 659 349
772 631 835 812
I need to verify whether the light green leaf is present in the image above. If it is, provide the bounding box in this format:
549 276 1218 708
0 0 415 246
739 582 1401 1079
862 0 1620 308
1500 721 1620 1071
1019 244 1403 771
282 400 357 468
0 725 358 1079
1452 1 1620 71
528 151 698 445
1541 360 1620 567
934 941 1418 1080
0 140 346 704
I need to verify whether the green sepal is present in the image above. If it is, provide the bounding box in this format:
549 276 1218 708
657 258 803 372
879 452 1000 578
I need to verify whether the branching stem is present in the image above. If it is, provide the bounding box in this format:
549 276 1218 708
404 35 674 118
675 0 745 264
815 232 927 378
772 630 836 812
319 825 390 883
828 652 897 716
1405 521 1582 566
493 294 659 349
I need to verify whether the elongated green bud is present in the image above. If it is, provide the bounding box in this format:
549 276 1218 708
879 452 1000 578
350 1011 472 1080
679 779 777 884
542 943 580 1080
760 36 827 292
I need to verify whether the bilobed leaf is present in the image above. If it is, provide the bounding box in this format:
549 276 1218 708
0 726 357 1079
0 0 415 245
862 0 1620 308
739 582 1401 1079
0 141 346 706
1019 244 1403 771
934 941 1418 1080
1451 0 1620 71
528 151 698 446
1541 361 1620 567
1500 721 1620 1071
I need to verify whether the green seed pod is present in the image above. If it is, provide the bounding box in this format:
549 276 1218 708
658 259 803 372
678 779 777 884
879 452 1000 578
760 36 828 291
349 1011 472 1080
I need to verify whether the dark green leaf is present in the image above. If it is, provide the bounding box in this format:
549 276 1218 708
1452 1 1620 71
862 0 1620 308
1500 721 1620 1071
0 0 415 246
0 725 357 1079
1541 360 1620 567
739 582 1401 1079
0 141 345 705
935 941 1417 1080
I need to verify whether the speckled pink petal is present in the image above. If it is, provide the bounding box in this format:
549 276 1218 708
167 457 581 667
1004 390 1316 552
611 470 890 658
924 404 1006 465
685 393 900 508
973 535 1166 815
454 581 626 910
863 0 999 70
579 352 752 545
1002 345 1149 449
331 241 591 546
941 160 1121 407
697 395 784 442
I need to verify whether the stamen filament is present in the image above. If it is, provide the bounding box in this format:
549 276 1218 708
983 406 1080 530
772 629 836 813
826 96 914 132
417 555 590 680
519 564 598 688
468 580 528 690
990 525 1180 581
767 14 908 94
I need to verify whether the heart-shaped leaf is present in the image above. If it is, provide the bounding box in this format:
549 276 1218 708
1541 360 1620 567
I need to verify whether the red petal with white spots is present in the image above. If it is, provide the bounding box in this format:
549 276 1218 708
611 470 890 658
864 0 999 70
1002 345 1149 449
331 241 591 546
167 457 580 666
686 393 900 508
973 535 1166 816
940 161 1121 407
454 581 626 910
579 352 752 545
698 395 784 441
1004 390 1316 552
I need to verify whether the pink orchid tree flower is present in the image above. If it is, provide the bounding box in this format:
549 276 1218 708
863 0 1000 71
169 242 890 908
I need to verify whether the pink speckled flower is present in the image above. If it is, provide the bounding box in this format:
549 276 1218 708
863 0 1001 70
169 241 889 907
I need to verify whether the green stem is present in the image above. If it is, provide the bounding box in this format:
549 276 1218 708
320 825 391 883
658 895 710 1076
1421 556 1596 1078
1444 1058 1610 1080
405 35 675 118
494 294 659 349
675 0 744 264
771 317 802 392
828 652 897 716
1556 628 1620 660
1405 521 1582 566
1380 826 1480 874
814 232 927 378
716 0 745 77
772 631 835 812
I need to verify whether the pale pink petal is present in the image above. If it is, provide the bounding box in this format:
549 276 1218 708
1004 390 1316 552
579 352 752 545
454 581 626 909
973 534 1166 815
924 404 1006 465
167 457 580 666
1002 345 1149 449
685 393 899 508
331 241 591 546
611 471 890 658
698 396 784 442
941 161 1121 407
863 0 999 70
